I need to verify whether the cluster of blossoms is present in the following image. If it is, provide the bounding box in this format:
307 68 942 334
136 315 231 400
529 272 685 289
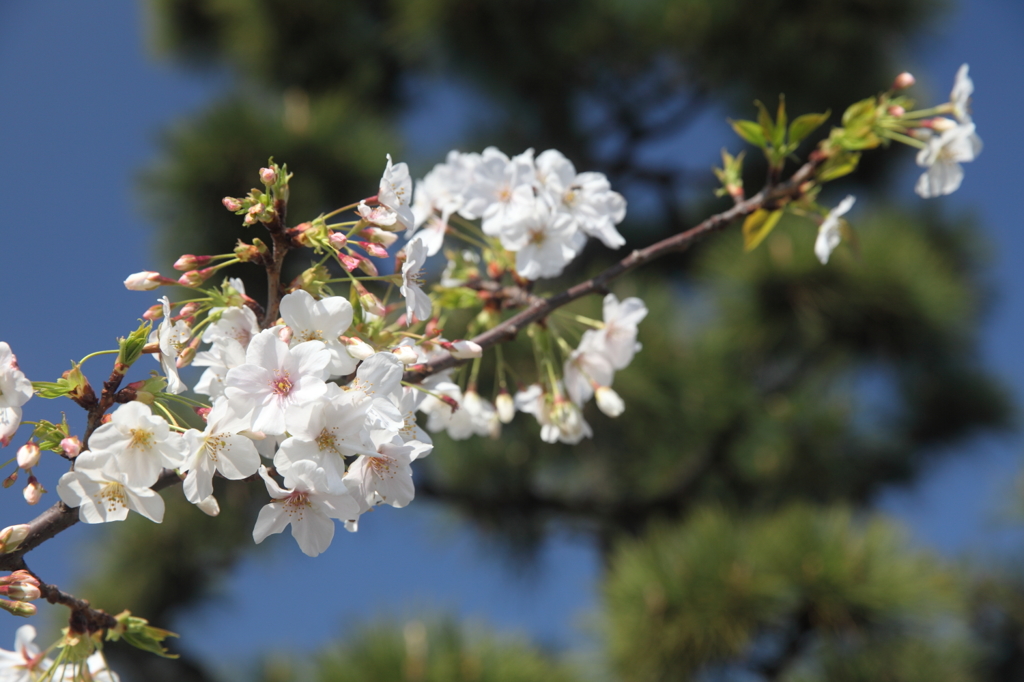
0 64 982 671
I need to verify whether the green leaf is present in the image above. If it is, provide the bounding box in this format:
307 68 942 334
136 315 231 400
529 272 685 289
816 152 861 182
773 95 787 149
32 417 69 454
754 100 775 143
32 380 74 399
728 119 766 148
742 209 784 252
788 111 830 145
841 97 877 128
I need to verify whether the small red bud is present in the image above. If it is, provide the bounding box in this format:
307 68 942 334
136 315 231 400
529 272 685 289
3 472 17 489
222 196 243 212
194 406 212 421
893 72 915 90
887 105 906 117
356 241 389 259
337 253 360 272
174 254 213 271
440 395 460 413
60 436 82 458
329 232 348 249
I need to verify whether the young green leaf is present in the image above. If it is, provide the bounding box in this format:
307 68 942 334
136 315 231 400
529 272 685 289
742 209 784 252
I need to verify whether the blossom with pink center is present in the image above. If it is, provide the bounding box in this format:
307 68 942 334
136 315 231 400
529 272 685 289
180 399 262 505
343 437 430 509
224 329 331 436
378 154 415 230
253 462 360 557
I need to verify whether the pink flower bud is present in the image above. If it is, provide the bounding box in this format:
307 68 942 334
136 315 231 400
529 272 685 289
356 241 389 259
893 72 915 90
926 117 957 132
177 302 200 319
887 105 906 117
337 253 360 272
124 271 166 291
440 395 460 413
143 303 164 321
328 232 348 249
177 266 216 288
260 167 277 185
195 406 212 421
173 254 213 271
354 282 385 316
222 196 243 212
23 477 42 506
16 442 39 470
60 436 81 458
357 256 379 277
2 472 17 489
279 326 294 344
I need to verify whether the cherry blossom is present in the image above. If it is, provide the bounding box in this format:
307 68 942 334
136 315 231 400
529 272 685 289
253 462 361 557
344 437 430 509
594 294 648 370
400 237 432 324
0 342 32 446
535 149 627 249
378 154 415 230
950 63 973 123
563 329 615 406
502 206 581 280
57 467 165 524
201 306 260 349
0 625 52 680
180 399 261 505
224 329 331 435
148 297 189 394
814 195 856 265
279 289 357 377
192 338 247 400
75 401 186 488
914 122 982 198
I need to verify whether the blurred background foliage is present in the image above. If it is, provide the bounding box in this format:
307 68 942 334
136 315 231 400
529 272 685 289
78 0 1024 679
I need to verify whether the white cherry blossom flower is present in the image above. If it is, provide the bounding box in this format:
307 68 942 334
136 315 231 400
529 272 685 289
535 149 627 249
461 147 536 238
193 338 247 399
0 342 32 447
400 237 432 324
202 306 260 349
274 384 377 490
378 154 415 230
502 206 581 280
563 329 615 406
514 384 591 444
148 297 189 394
593 294 648 370
814 195 856 265
344 438 429 509
57 467 165 524
180 399 261 504
914 122 982 198
0 625 52 680
76 401 186 488
950 63 973 123
224 329 331 436
343 352 405 432
279 289 357 377
253 462 360 557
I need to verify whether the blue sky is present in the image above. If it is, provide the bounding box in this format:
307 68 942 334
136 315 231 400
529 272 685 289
0 0 1022 674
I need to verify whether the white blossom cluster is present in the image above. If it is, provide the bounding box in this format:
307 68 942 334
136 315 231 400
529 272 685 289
410 147 627 278
915 63 982 198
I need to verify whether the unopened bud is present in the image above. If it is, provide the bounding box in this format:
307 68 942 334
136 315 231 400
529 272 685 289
357 256 379 277
362 228 399 247
0 571 40 602
234 241 260 262
496 391 515 424
260 167 277 185
222 196 243 212
343 336 375 361
887 104 906 117
16 442 39 470
23 477 42 506
60 436 82 458
177 302 200 319
176 345 197 369
3 472 16 488
173 254 213 271
443 340 483 359
337 253 360 272
0 599 36 617
595 386 625 418
927 117 957 132
124 271 169 292
177 266 216 288
328 232 348 249
356 241 389 259
194 406 212 421
391 346 419 366
440 395 460 413
0 525 30 553
142 303 164 321
279 326 294 344
354 282 385 316
893 72 916 90
195 495 221 517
